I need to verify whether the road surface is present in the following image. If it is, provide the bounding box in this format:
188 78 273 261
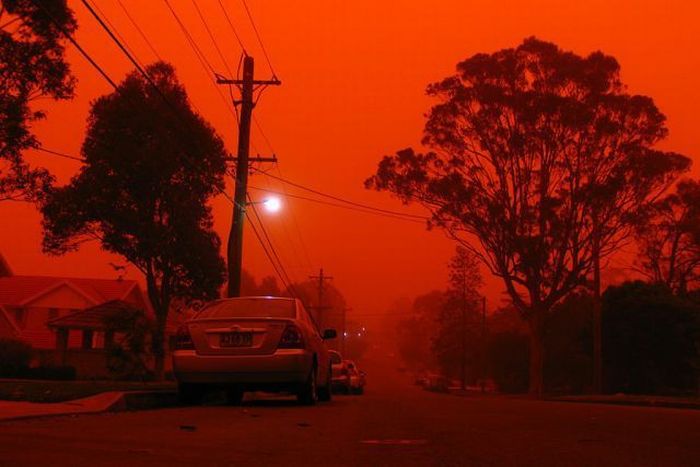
1 356 699 466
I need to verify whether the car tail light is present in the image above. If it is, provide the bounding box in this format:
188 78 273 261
175 325 194 350
341 368 348 376
278 324 304 349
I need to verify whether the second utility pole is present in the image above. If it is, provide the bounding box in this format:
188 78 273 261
310 268 333 329
218 56 280 297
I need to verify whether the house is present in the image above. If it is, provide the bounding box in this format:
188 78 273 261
0 275 151 350
0 264 163 378
0 251 11 277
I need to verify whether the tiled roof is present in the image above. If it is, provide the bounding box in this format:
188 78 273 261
48 300 142 330
0 252 11 276
0 276 137 306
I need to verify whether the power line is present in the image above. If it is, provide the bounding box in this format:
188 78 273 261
88 0 145 69
34 146 84 162
257 170 430 221
258 166 314 273
116 0 163 62
162 0 238 120
190 0 235 78
248 185 426 224
240 0 276 77
247 193 298 289
76 0 237 207
245 196 298 297
33 0 295 297
217 0 248 56
32 1 118 89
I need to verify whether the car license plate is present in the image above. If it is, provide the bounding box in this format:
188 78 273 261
220 332 253 347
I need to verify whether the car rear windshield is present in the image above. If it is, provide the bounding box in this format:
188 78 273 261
196 298 296 319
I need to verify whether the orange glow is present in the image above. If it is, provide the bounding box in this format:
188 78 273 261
2 0 699 319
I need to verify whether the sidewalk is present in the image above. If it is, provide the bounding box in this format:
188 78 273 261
0 390 177 422
549 394 700 410
0 391 125 422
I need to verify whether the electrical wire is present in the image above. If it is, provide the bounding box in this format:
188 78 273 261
240 0 276 77
248 185 427 224
247 193 299 292
162 0 237 120
217 0 247 56
190 0 235 78
34 146 84 162
116 0 163 62
35 0 294 294
257 170 430 221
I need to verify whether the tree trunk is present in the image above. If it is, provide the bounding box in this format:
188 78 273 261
145 268 169 381
151 315 166 380
592 224 603 394
527 314 545 398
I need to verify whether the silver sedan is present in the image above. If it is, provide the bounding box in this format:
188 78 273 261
173 296 336 405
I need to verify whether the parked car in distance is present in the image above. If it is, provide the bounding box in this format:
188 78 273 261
172 297 336 405
414 371 429 387
346 360 366 395
424 373 450 393
329 350 352 393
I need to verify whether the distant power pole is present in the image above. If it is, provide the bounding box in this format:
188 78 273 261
217 56 280 298
309 268 333 329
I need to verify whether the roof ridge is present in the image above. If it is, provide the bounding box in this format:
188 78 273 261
1 275 137 283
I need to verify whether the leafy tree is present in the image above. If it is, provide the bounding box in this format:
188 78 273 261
396 290 444 371
41 62 227 378
602 281 700 394
366 37 690 396
0 0 76 201
635 179 700 294
102 306 153 381
432 246 483 386
241 270 282 296
544 291 593 394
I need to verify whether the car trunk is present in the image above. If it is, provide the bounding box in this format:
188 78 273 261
187 317 291 356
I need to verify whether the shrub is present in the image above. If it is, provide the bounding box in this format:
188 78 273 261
603 281 700 394
0 338 33 377
24 365 76 381
486 331 529 393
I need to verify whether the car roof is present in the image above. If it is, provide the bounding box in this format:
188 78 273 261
199 296 297 309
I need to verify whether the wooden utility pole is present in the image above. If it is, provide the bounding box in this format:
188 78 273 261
460 274 467 391
309 268 333 329
217 56 280 297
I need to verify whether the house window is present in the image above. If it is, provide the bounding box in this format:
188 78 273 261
48 308 59 321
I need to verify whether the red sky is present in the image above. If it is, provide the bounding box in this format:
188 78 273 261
1 0 698 323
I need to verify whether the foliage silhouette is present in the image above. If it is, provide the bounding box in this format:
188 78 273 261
41 62 227 378
0 0 76 201
367 37 691 395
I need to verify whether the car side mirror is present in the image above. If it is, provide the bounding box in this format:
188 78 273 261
322 329 337 340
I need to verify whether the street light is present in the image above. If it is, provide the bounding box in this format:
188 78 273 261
263 196 281 213
247 196 282 213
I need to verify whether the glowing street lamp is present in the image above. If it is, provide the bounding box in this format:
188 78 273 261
247 195 282 213
263 196 282 213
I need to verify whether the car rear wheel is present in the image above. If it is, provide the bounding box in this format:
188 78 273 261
297 365 318 405
178 383 204 405
318 365 332 402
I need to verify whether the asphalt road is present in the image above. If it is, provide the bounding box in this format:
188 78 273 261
1 355 699 467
